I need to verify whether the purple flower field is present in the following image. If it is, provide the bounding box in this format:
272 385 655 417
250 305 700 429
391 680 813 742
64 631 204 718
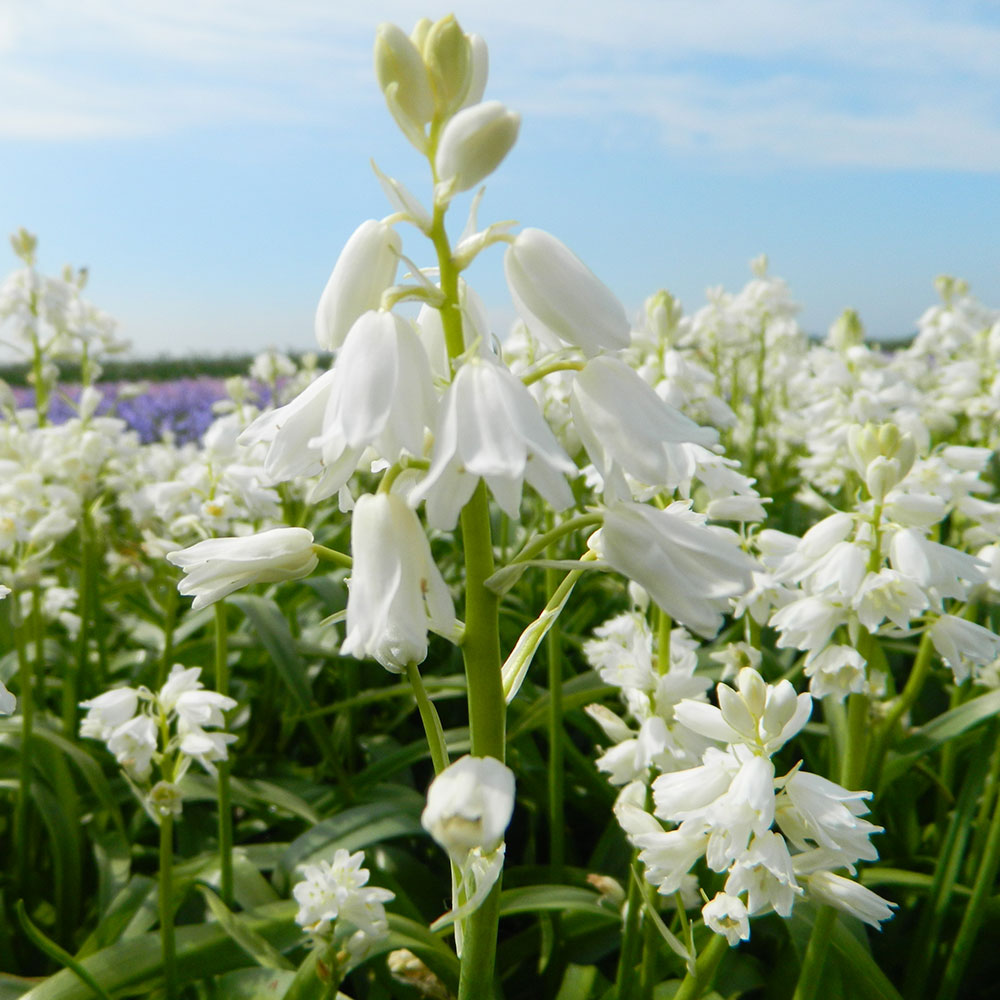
13 377 275 443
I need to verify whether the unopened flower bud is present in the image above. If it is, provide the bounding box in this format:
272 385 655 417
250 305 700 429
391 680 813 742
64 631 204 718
434 100 520 200
9 228 37 264
461 34 489 108
375 23 435 138
314 219 401 351
423 14 473 117
645 289 683 345
827 308 864 352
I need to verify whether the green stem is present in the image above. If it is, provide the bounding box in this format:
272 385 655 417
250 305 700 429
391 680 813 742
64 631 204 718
159 813 178 1000
157 584 178 689
937 756 1000 1000
406 662 450 775
656 607 672 675
614 856 644 1000
214 601 234 908
790 907 837 1000
546 556 565 873
506 513 604 568
13 603 33 898
840 692 869 789
431 178 506 1000
311 544 352 569
521 358 585 386
870 629 935 788
673 930 729 1000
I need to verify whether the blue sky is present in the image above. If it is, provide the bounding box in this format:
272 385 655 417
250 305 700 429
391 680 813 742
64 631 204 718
1 0 998 356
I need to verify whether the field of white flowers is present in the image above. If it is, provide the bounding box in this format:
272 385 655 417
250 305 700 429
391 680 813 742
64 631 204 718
2 14 1000 1000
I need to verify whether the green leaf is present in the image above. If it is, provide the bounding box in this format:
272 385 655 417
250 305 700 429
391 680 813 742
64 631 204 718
555 964 599 1000
230 594 338 764
498 885 616 922
198 887 294 972
18 901 301 1000
884 688 1000 783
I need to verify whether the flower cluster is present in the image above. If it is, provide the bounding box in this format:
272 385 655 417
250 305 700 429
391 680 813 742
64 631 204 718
609 669 894 944
293 849 394 960
79 665 236 815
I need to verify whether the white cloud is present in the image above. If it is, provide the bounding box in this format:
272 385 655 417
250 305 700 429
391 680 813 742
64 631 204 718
1 0 998 169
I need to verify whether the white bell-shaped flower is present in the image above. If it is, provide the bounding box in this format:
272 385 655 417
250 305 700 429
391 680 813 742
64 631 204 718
504 228 630 356
597 501 757 638
310 310 438 500
412 355 576 529
570 355 717 499
315 220 401 351
341 492 456 671
167 527 318 611
421 754 515 861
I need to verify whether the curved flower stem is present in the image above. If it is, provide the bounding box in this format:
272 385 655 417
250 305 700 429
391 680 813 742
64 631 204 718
672 930 729 1000
869 629 935 788
790 906 837 1000
159 812 179 1000
311 544 352 569
521 358 586 386
506 513 604 569
214 601 234 908
157 584 178 689
840 692 870 789
406 662 450 776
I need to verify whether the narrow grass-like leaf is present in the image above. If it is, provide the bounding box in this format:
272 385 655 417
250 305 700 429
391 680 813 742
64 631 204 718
197 886 294 971
883 689 1000 784
15 902 112 1000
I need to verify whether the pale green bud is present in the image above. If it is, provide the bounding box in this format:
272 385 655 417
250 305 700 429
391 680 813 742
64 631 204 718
934 274 969 303
423 14 473 117
374 22 435 144
434 100 520 200
849 422 916 498
645 289 683 345
410 18 433 52
750 253 768 277
10 228 37 265
827 308 864 352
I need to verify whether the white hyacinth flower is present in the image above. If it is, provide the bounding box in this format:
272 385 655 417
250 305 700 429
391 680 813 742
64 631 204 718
314 219 401 351
341 492 456 671
0 680 14 715
309 310 437 500
570 355 718 500
702 892 750 946
421 754 515 862
504 228 630 356
79 687 140 741
167 527 318 611
293 848 395 945
412 355 576 530
597 501 757 639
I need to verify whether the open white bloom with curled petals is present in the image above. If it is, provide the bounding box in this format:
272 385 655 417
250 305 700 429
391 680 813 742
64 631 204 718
342 492 456 671
167 527 318 611
570 355 718 501
412 355 576 529
597 501 757 639
293 848 394 950
702 892 750 946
